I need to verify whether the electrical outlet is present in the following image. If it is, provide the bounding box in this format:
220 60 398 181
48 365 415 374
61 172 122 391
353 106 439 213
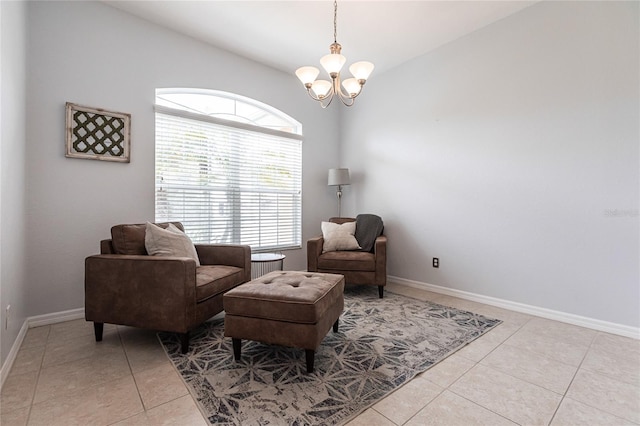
5 305 10 330
432 258 439 268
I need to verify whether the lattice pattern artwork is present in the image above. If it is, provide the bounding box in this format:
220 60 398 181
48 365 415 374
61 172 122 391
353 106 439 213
65 102 131 162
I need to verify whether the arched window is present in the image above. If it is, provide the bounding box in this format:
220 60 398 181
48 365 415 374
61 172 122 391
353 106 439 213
155 89 302 251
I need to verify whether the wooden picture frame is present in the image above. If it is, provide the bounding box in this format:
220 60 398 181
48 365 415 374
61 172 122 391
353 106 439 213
65 102 131 162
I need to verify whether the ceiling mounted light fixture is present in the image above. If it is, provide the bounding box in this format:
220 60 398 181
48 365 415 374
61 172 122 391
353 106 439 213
295 1 374 108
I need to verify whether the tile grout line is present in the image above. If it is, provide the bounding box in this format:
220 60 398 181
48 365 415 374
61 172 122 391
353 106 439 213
25 325 51 426
484 339 585 396
390 287 503 425
444 354 520 425
390 288 529 425
398 307 529 425
393 385 447 426
548 330 640 425
442 389 522 426
444 314 570 426
117 326 148 419
545 329 598 425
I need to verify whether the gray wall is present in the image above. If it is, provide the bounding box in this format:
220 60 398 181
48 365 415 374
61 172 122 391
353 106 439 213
1 1 29 365
341 1 639 327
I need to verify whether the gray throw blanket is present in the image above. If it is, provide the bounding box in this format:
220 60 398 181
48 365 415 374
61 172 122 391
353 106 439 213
355 214 384 253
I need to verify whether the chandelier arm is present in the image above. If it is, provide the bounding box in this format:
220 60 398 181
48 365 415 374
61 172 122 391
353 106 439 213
324 83 337 108
333 77 358 107
307 84 335 108
319 91 335 108
337 91 355 107
305 88 323 102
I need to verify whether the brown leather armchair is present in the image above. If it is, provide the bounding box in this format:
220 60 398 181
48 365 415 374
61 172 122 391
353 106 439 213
307 217 387 298
85 222 251 353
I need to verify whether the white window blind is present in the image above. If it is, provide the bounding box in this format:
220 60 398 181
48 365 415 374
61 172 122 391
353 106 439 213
155 99 302 252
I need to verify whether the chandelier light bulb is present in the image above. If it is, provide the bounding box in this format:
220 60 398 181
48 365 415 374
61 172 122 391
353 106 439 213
341 78 361 97
320 53 347 76
349 61 375 81
311 80 332 98
295 66 320 86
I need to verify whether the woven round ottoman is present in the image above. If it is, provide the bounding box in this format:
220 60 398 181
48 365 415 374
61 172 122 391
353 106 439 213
223 271 345 373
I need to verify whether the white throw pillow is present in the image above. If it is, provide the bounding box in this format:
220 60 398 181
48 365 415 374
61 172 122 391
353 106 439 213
321 221 361 253
144 222 201 267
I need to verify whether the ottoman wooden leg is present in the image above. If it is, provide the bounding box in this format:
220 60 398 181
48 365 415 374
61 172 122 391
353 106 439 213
305 349 315 373
180 332 190 354
333 318 339 332
232 338 242 361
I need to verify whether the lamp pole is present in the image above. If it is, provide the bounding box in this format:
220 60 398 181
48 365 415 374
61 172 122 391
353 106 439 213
328 168 350 218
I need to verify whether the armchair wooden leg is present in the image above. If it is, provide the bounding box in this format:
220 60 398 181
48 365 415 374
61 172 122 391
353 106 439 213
93 322 104 342
180 332 190 354
378 286 384 299
232 338 242 361
333 318 339 332
305 349 315 374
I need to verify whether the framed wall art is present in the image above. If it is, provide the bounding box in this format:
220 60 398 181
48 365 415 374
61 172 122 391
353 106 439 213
65 102 131 162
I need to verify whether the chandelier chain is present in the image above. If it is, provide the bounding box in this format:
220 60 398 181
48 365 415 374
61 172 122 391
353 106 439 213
333 0 338 43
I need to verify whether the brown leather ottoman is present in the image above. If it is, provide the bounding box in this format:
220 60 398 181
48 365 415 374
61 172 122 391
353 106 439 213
223 271 344 373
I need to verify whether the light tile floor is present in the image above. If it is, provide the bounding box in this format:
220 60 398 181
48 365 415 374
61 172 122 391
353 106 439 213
1 282 638 425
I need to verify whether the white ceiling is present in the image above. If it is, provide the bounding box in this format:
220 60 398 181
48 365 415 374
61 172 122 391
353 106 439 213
104 1 538 76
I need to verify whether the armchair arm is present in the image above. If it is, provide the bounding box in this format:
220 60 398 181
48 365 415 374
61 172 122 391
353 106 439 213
307 236 324 272
374 235 387 285
100 239 114 254
85 254 197 333
195 244 251 282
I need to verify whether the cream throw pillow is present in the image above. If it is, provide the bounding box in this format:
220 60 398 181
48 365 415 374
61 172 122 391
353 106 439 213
321 221 361 253
144 222 201 266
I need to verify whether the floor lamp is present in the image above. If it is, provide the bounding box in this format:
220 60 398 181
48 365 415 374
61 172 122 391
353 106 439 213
328 168 350 217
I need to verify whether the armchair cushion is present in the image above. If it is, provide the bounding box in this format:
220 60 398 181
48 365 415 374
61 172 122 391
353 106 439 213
321 221 361 252
111 222 183 255
144 222 200 266
196 265 245 301
317 250 375 271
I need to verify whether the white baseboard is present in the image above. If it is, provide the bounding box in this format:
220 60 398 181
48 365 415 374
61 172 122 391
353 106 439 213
0 319 29 390
388 275 640 340
0 308 85 390
27 308 85 328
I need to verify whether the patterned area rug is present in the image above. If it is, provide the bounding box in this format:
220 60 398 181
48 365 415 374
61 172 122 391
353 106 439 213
159 286 501 425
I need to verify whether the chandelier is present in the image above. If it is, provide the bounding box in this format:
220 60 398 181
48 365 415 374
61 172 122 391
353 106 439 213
295 1 374 108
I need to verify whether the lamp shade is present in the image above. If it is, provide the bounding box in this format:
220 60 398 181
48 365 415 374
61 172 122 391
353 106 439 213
328 168 350 186
341 78 361 97
320 53 347 75
295 66 320 85
349 61 375 81
311 80 332 98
